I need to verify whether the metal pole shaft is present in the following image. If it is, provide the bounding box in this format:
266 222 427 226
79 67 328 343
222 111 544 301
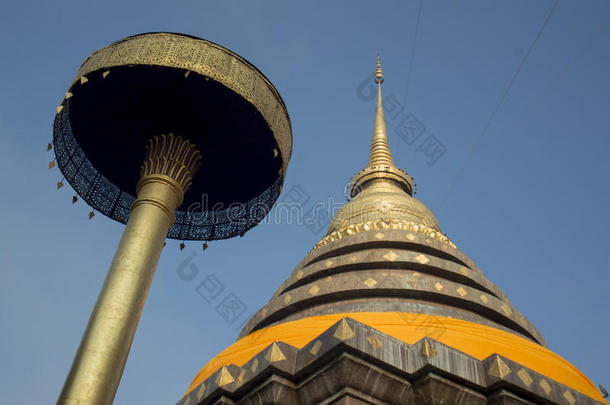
57 175 183 405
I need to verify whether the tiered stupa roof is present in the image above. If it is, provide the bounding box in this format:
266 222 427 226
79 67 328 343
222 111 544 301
178 57 607 405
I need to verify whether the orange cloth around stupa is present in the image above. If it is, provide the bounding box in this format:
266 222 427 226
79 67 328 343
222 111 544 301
185 312 606 403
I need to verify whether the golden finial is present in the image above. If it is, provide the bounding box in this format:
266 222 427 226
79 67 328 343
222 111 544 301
346 54 414 203
375 54 384 83
140 133 202 194
368 54 394 168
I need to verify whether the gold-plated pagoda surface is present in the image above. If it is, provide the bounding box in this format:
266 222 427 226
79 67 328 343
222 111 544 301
182 56 609 405
238 57 545 347
368 55 393 168
329 56 437 239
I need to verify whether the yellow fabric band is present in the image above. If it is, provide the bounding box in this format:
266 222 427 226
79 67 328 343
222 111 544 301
185 312 605 403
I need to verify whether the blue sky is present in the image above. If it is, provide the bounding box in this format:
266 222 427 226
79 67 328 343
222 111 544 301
1 1 609 403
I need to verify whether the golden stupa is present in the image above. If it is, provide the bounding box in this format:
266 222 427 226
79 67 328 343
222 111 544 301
177 57 606 405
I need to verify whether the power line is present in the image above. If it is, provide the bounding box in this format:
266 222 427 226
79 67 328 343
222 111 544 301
515 17 609 131
440 0 559 209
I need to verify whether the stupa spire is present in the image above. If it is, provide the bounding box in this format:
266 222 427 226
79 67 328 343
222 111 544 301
348 55 413 200
368 54 395 168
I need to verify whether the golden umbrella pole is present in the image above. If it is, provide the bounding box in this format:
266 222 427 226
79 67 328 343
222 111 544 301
58 134 201 405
